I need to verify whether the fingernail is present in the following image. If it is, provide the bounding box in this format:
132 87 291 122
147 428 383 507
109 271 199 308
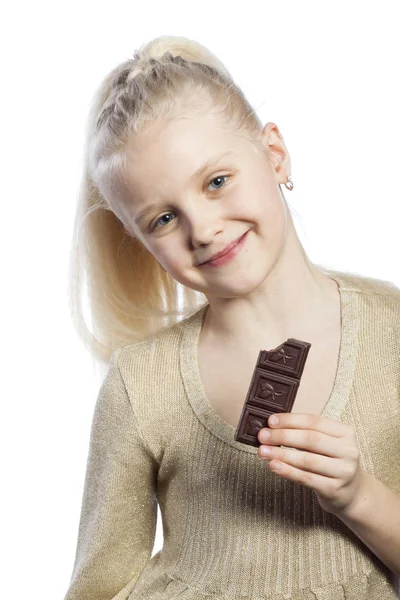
260 430 270 442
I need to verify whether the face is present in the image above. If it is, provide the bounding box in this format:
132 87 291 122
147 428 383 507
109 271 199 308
110 115 291 300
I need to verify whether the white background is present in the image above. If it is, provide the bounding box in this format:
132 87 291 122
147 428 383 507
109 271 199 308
2 1 399 598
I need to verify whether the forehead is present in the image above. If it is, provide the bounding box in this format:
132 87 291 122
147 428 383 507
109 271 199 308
118 117 250 199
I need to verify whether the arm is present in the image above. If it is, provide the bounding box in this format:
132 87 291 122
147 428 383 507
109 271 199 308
63 348 158 600
257 412 400 576
335 469 400 576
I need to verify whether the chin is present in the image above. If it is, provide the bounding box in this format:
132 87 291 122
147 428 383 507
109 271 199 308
204 271 269 299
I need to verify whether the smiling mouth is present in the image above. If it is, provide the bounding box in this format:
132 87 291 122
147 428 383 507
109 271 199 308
197 230 250 266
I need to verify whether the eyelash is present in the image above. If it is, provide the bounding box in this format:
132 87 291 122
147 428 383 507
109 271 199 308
149 174 230 232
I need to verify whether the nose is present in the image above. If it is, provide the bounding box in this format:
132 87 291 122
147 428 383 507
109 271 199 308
185 205 223 249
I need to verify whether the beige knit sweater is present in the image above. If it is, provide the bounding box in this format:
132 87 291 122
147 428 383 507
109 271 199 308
64 270 400 600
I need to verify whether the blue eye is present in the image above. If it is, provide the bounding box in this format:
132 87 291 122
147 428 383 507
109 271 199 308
208 175 228 190
152 212 176 231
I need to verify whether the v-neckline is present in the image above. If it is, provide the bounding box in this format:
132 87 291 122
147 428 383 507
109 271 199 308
179 272 360 454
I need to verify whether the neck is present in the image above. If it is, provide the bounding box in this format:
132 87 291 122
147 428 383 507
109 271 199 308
200 223 339 350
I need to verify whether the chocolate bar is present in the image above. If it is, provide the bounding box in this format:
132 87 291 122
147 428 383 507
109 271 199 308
234 339 311 447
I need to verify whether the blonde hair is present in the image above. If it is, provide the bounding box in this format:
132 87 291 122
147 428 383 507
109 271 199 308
68 35 316 367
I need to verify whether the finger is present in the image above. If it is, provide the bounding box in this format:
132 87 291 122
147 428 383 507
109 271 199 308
267 459 337 494
260 445 347 478
259 428 343 458
267 413 351 438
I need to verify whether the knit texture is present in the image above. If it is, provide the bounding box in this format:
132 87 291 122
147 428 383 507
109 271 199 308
64 270 400 600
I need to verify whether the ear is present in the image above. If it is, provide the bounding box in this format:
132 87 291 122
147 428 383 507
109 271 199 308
260 122 292 185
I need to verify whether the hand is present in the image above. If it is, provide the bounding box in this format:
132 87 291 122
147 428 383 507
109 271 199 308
257 413 365 515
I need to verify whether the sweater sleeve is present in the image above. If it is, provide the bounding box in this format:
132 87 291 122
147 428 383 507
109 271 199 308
63 348 158 600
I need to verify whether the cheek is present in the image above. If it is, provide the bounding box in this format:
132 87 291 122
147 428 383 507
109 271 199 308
262 193 286 226
223 184 258 221
233 180 285 230
155 240 186 269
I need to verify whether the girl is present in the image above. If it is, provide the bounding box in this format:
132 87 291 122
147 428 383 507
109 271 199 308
64 35 400 600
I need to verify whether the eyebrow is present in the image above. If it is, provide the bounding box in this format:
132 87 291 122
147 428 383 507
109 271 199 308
134 150 235 228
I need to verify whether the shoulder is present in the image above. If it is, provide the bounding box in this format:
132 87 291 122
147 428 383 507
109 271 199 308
329 268 400 308
332 268 399 300
329 270 400 344
322 268 400 344
112 303 207 376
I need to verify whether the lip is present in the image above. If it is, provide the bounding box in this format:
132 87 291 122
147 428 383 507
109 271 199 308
198 230 250 267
